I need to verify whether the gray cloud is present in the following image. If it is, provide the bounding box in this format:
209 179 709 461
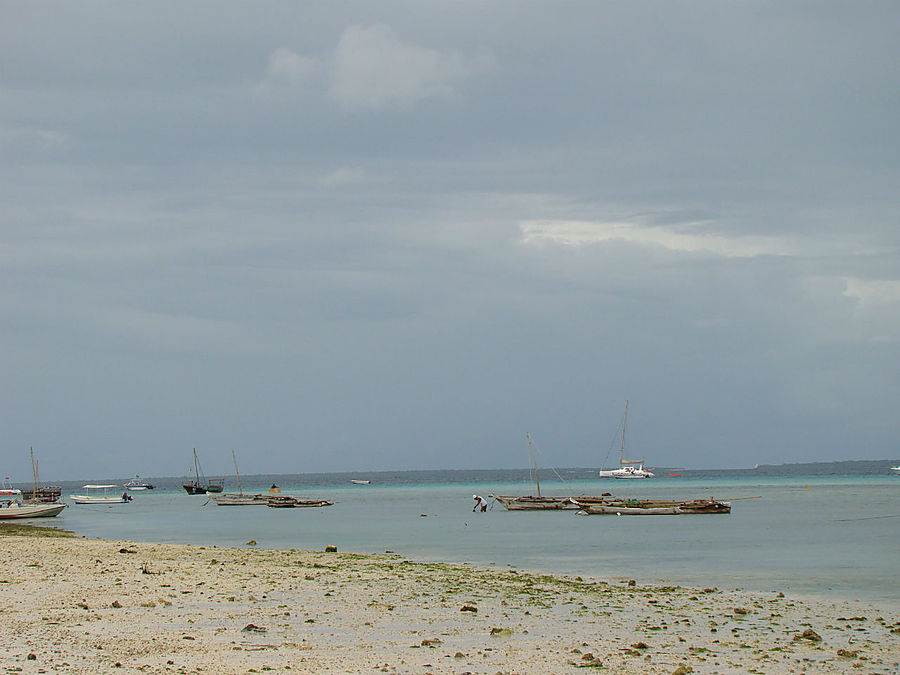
1 2 898 479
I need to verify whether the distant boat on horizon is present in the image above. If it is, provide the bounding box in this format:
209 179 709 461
598 401 655 479
182 449 224 495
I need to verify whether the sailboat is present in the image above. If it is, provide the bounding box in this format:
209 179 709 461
211 451 269 505
489 433 574 510
20 447 62 503
598 401 655 479
182 449 224 494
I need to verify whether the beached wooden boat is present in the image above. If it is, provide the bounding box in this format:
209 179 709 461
571 497 731 515
266 495 333 508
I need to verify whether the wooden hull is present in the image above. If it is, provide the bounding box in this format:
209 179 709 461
489 495 573 510
212 493 269 506
0 502 67 519
267 496 333 508
572 498 731 515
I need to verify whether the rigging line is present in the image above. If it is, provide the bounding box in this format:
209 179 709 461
833 513 900 522
600 414 625 470
529 437 570 486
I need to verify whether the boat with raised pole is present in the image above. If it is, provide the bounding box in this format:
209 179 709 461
211 451 268 505
182 449 224 494
597 401 655 479
0 489 67 519
489 433 574 510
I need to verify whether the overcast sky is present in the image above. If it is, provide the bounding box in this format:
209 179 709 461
2 1 898 481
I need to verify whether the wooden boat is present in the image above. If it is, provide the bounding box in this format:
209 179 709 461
211 451 268 505
0 489 67 519
597 401 655 479
70 485 133 504
490 433 574 510
19 448 62 503
182 449 224 494
571 497 731 515
266 495 334 508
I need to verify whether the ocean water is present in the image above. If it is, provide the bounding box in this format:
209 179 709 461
29 473 900 607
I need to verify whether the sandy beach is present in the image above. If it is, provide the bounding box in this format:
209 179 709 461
2 526 898 674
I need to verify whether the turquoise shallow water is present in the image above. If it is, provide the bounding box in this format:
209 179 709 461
38 474 900 606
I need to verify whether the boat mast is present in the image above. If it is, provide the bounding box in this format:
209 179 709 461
527 432 541 497
193 448 200 485
232 450 243 496
620 400 628 466
30 447 39 500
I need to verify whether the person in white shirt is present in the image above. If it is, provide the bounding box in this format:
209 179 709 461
472 494 488 512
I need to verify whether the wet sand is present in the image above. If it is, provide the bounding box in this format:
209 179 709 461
2 530 898 673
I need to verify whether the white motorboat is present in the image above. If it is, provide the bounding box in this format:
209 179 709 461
124 475 154 490
598 401 655 479
70 485 133 504
0 489 67 519
891 466 900 475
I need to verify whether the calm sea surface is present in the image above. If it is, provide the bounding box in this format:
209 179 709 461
33 473 900 606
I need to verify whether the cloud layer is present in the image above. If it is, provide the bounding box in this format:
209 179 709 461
1 2 898 479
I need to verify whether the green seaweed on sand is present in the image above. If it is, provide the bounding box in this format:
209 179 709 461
0 523 74 538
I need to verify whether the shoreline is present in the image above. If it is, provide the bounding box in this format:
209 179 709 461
4 529 899 673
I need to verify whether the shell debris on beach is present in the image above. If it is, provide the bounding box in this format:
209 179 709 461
1 532 898 674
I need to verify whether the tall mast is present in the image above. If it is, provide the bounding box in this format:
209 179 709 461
527 432 541 497
31 447 39 498
193 448 200 483
620 400 629 466
232 450 243 495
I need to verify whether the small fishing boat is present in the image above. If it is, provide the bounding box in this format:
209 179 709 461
70 485 133 504
490 433 573 510
0 489 67 519
571 497 732 515
211 451 269 506
182 449 224 494
124 475 154 490
266 495 334 508
350 479 371 485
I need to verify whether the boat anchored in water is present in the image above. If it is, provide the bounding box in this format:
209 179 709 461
597 401 655 479
211 451 269 506
70 485 133 504
490 433 574 510
0 489 67 519
571 496 732 515
124 475 154 490
182 449 224 494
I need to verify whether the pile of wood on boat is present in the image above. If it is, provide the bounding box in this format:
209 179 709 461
569 496 732 515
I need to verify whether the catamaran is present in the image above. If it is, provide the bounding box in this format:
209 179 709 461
598 401 655 479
